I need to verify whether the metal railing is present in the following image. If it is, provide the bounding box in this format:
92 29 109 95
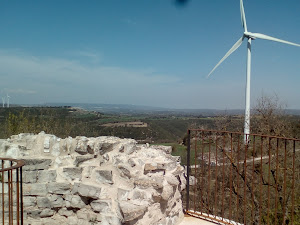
0 158 24 225
184 129 299 225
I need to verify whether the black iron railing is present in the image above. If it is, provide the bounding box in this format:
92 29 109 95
184 129 299 225
0 158 24 225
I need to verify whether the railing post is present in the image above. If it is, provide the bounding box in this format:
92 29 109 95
20 166 23 225
186 129 191 212
0 158 24 224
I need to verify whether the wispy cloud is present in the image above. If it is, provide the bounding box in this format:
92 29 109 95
0 49 248 108
0 49 185 106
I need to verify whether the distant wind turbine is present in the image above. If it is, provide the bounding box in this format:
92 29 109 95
7 94 10 108
207 0 300 143
1 97 5 108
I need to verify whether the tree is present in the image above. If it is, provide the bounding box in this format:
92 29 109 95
251 94 293 137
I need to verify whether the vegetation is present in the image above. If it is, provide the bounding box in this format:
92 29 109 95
0 106 217 142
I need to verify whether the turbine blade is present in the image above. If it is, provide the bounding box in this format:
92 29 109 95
240 0 247 32
207 36 244 78
250 32 300 47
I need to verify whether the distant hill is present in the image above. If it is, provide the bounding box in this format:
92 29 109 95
15 102 300 116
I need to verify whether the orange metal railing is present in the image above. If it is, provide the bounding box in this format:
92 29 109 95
184 129 299 225
0 158 24 225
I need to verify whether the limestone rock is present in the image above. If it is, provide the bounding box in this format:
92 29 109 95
49 194 64 208
37 197 51 208
95 170 113 184
99 142 114 155
23 171 38 183
58 208 74 217
23 183 48 196
48 182 70 194
72 183 101 199
90 200 110 213
63 167 83 180
65 194 86 209
74 155 94 167
38 170 57 183
22 159 52 171
23 196 36 207
75 137 88 155
134 177 164 189
119 201 148 222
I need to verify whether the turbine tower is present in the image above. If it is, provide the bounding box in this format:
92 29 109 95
7 94 10 108
1 97 5 108
207 0 300 143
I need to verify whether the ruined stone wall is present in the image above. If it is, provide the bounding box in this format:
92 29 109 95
0 132 186 225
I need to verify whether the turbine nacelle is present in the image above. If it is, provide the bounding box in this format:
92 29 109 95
244 32 256 40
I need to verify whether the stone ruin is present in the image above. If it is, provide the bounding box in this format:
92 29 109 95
0 132 186 225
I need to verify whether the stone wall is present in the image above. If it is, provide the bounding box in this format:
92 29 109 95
0 132 186 225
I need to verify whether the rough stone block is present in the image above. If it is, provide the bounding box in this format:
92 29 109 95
165 174 180 186
117 188 129 202
26 209 42 219
23 171 38 183
48 182 70 194
95 170 113 184
58 208 74 217
23 196 36 207
40 208 55 218
63 167 83 180
119 201 147 222
65 194 86 209
72 183 101 199
44 136 51 152
151 145 172 154
22 159 52 171
134 177 164 189
67 216 78 225
38 170 57 183
99 142 114 155
171 165 184 176
49 194 64 208
161 185 174 201
144 163 158 171
128 189 150 201
100 215 122 225
117 165 131 179
24 183 48 196
74 155 94 167
75 137 88 155
37 197 51 208
144 163 165 175
157 161 177 170
90 200 110 213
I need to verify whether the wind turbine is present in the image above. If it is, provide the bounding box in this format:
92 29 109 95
207 0 300 143
1 97 5 108
7 94 10 108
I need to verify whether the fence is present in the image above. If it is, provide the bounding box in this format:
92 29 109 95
0 158 24 225
184 129 299 225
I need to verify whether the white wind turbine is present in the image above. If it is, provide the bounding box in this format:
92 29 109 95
1 97 5 108
7 94 10 108
207 0 300 143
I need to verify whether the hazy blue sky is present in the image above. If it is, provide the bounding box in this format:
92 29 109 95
0 0 299 109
